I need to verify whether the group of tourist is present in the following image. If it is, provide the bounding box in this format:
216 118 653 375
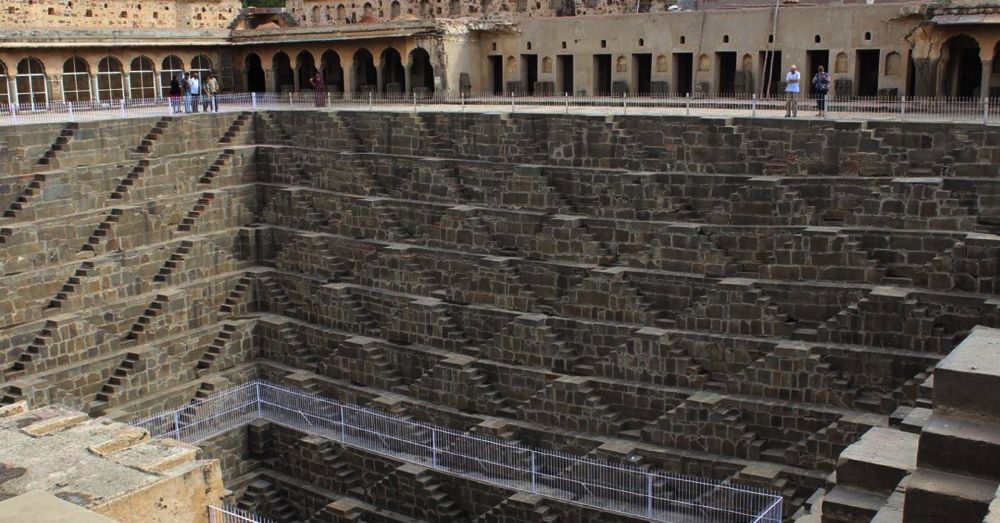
783 64 831 118
168 73 221 114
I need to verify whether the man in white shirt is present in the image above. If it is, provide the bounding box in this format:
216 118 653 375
785 65 800 117
189 74 202 113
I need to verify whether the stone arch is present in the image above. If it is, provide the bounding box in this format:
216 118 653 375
129 55 156 99
336 4 346 21
419 0 432 17
881 51 900 77
616 55 628 73
390 0 401 18
541 56 552 74
296 50 317 92
311 5 321 24
0 60 8 105
321 50 344 93
834 52 848 74
353 48 377 92
190 55 213 79
656 54 668 73
409 47 435 94
697 54 710 72
381 47 406 93
742 53 753 71
941 35 982 98
62 56 92 103
15 57 48 106
160 55 185 96
272 51 294 92
96 56 125 101
245 53 266 93
449 0 461 15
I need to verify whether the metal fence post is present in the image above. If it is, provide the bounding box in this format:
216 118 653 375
413 92 417 111
623 92 627 115
646 473 654 518
530 451 537 493
120 99 126 117
751 94 757 118
173 411 181 438
251 92 257 110
984 97 990 124
339 405 346 441
510 92 515 112
369 92 373 111
68 102 74 121
10 102 16 123
255 381 262 419
461 92 465 112
431 429 438 468
686 93 691 116
565 92 569 114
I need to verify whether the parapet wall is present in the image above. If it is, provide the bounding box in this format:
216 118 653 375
0 0 241 29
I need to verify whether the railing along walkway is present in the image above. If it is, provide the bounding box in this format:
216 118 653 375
2 91 1000 127
133 380 782 523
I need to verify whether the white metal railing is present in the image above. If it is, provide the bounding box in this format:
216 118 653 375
1 90 999 127
208 504 276 523
133 379 782 523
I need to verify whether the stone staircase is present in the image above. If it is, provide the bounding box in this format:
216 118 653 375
195 323 239 375
80 208 124 254
2 173 47 219
259 113 293 145
153 240 194 283
178 378 231 426
5 319 60 379
277 324 318 371
110 160 149 200
36 122 79 167
218 112 252 145
89 350 144 415
198 148 236 186
219 272 254 315
237 479 301 522
176 191 216 233
46 261 97 309
124 293 171 342
134 117 172 154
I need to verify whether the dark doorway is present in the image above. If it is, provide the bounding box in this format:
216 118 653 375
272 52 293 93
353 49 377 93
246 53 266 93
488 55 503 95
409 48 435 94
759 50 782 96
806 50 829 95
942 35 982 98
296 51 315 92
957 48 982 98
321 50 344 93
856 50 880 97
381 48 406 93
594 54 612 95
715 52 737 95
557 55 574 94
521 54 538 94
907 50 916 97
633 53 652 95
673 52 693 95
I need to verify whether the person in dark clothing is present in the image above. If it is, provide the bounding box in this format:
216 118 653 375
812 66 830 117
309 70 325 107
169 75 182 114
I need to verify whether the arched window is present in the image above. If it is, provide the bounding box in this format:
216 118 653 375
336 4 346 21
190 55 212 81
312 5 321 24
160 55 184 97
62 57 92 103
15 57 48 106
96 56 125 101
390 0 401 18
0 61 8 105
129 56 156 99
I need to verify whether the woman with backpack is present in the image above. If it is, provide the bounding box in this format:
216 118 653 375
813 66 830 118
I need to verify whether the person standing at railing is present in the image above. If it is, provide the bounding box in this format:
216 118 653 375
204 74 220 112
182 73 192 113
189 74 202 113
169 75 183 114
785 64 800 118
812 66 830 118
309 70 325 107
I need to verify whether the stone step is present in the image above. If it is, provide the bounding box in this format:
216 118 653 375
918 414 1000 481
903 468 998 523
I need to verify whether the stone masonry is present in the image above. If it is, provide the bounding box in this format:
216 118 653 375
2 110 1000 521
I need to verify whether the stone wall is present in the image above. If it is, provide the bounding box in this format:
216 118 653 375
0 0 241 29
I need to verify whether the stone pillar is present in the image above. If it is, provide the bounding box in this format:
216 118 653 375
342 63 353 98
376 62 384 93
293 65 301 92
982 59 994 98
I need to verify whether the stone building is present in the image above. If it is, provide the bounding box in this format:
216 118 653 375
0 0 999 104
